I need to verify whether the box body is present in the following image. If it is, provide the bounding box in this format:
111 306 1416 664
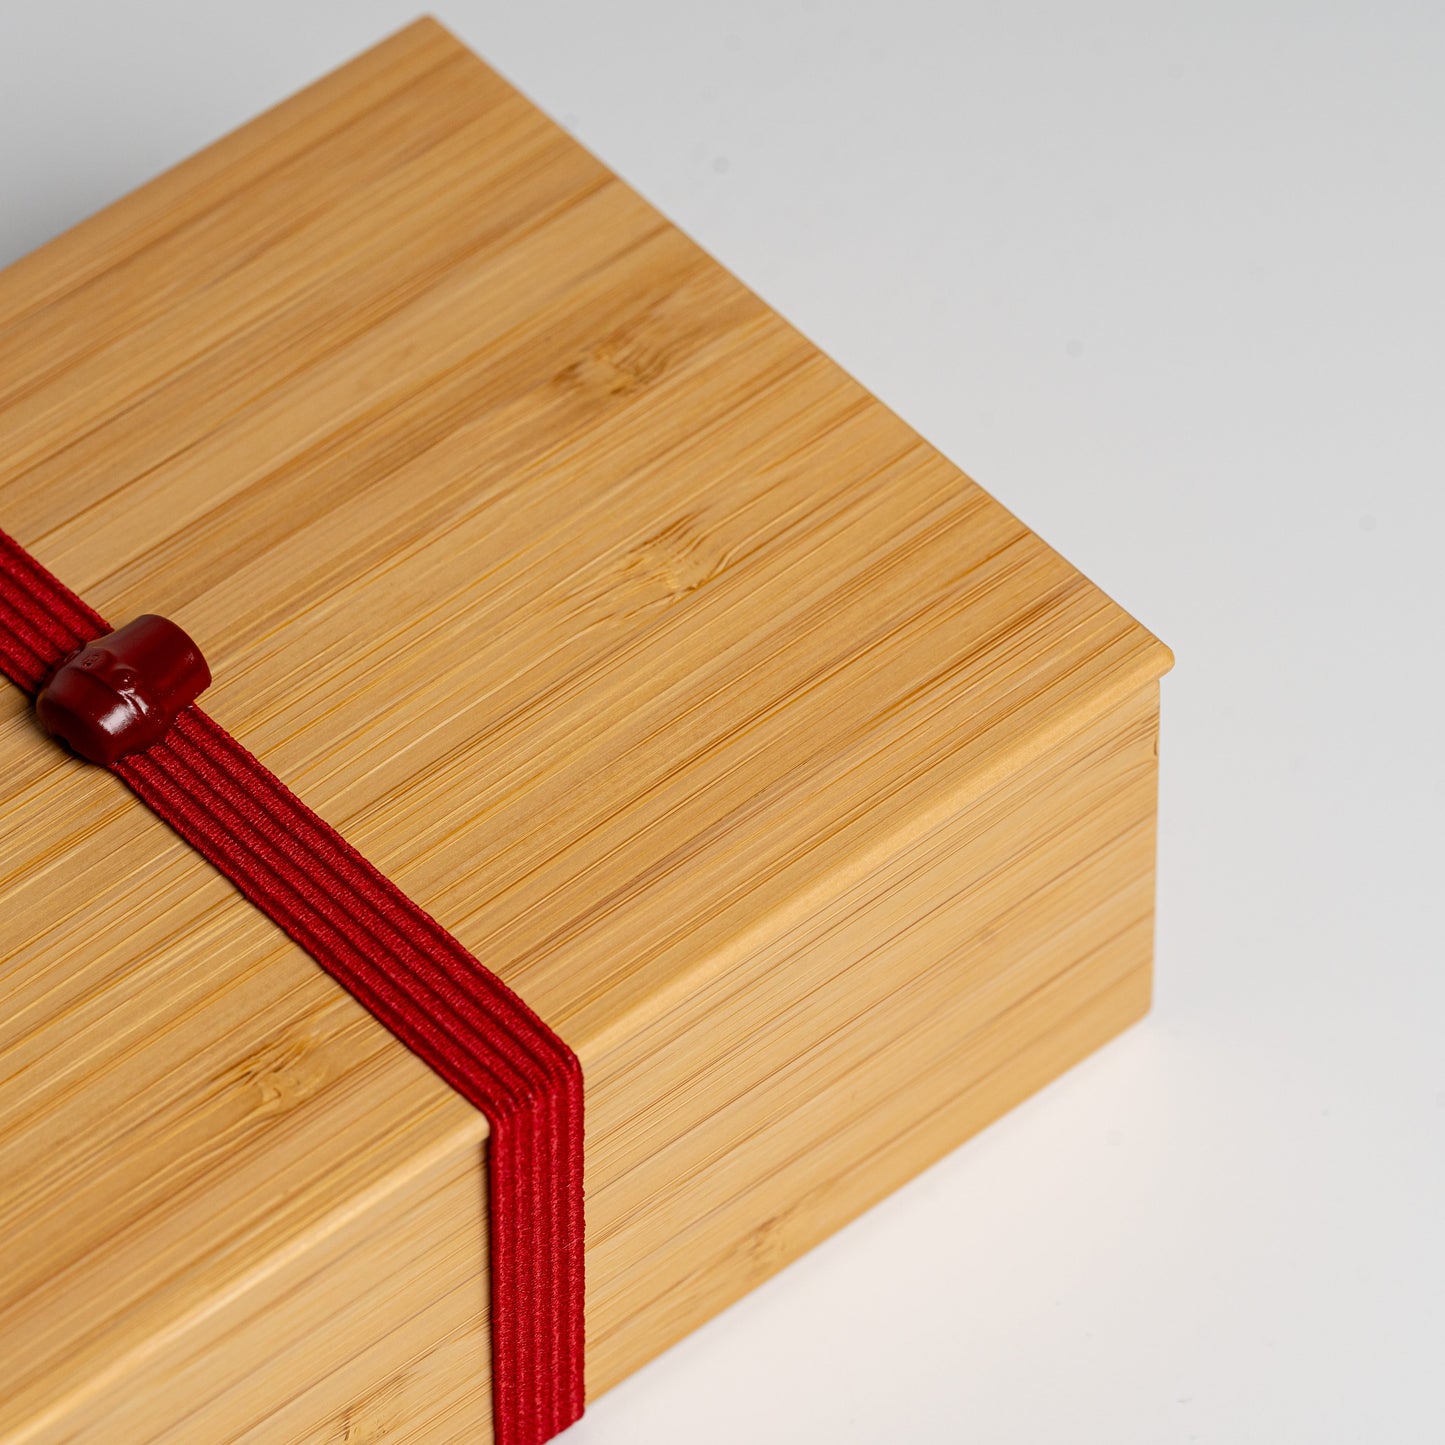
0 20 1170 1441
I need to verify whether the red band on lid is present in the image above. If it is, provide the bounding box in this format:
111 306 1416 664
0 527 585 1445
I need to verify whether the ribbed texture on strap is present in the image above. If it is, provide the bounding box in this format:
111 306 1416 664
0 528 585 1445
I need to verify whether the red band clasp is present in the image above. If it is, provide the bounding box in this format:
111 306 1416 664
35 614 211 765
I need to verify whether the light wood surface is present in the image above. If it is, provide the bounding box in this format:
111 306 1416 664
0 18 1171 1441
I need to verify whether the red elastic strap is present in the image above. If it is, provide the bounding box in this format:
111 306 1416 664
0 528 585 1445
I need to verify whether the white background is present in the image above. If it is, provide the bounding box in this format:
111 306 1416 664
3 4 1441 1442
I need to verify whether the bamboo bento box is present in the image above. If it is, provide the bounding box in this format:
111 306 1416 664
0 18 1172 1443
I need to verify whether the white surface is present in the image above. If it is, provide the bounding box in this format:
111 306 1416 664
3 4 1442 1442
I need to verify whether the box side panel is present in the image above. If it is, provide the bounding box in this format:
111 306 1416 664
13 1138 491 1445
585 683 1162 1392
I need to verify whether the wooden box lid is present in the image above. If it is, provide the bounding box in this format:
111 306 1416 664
0 19 1171 1440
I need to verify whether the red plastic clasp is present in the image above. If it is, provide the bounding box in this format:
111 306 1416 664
36 615 211 765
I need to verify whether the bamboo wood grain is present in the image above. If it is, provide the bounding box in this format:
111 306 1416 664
0 18 1171 1441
